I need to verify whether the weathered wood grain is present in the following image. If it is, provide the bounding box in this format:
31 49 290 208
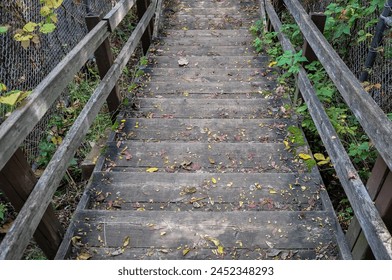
103 0 137 31
72 210 337 249
115 118 291 142
266 0 392 259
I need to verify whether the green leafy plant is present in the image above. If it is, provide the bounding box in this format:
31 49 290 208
0 203 6 222
1 0 63 49
275 50 307 81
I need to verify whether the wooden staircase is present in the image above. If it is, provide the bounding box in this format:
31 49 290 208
57 0 348 260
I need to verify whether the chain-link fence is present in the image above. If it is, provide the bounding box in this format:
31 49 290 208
0 0 118 163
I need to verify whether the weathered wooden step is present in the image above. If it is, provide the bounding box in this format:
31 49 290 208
141 80 275 94
150 55 269 68
162 29 253 37
172 0 258 9
87 247 329 260
164 14 257 29
103 142 307 173
143 68 274 83
88 172 324 211
157 36 253 47
115 118 292 142
154 45 257 56
130 98 289 119
171 7 253 17
70 210 339 258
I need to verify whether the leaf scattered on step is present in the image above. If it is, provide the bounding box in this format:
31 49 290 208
183 248 191 256
110 248 124 256
217 245 224 255
122 236 130 248
265 241 274 248
77 252 92 260
178 57 189 66
146 167 159 173
269 189 277 194
208 157 215 164
205 236 221 247
160 232 167 236
211 177 217 184
299 153 312 160
267 249 282 257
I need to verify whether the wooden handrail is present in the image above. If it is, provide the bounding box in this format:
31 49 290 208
265 0 392 259
0 0 156 260
282 0 392 172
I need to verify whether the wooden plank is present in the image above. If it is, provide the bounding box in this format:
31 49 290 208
0 21 109 173
153 0 163 37
266 0 391 259
154 45 257 56
85 247 324 260
164 15 257 29
0 3 156 260
151 55 269 68
144 68 272 82
103 0 137 32
131 97 286 119
72 210 339 250
86 15 121 120
115 118 291 142
0 148 63 259
103 141 306 173
88 171 324 211
162 29 253 37
142 81 276 94
282 0 392 173
158 36 253 46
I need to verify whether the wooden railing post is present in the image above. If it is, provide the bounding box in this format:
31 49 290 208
302 13 326 65
347 156 392 259
0 148 64 259
137 0 153 54
86 15 121 122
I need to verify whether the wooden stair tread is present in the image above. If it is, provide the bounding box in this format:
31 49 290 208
102 141 307 173
88 171 325 211
114 118 292 142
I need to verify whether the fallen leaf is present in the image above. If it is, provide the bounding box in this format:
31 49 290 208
77 252 92 260
211 177 217 184
124 150 132 160
122 236 130 248
268 61 277 67
313 153 326 161
269 189 277 194
208 158 215 164
110 248 124 256
183 248 191 256
160 232 166 236
265 241 274 248
178 57 189 66
217 245 224 255
299 153 312 160
205 236 220 246
146 167 159 173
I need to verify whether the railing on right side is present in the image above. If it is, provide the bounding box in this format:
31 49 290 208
262 0 392 259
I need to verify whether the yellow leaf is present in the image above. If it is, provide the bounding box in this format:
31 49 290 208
160 232 166 236
0 93 20 106
211 177 217 184
77 252 92 260
205 236 220 246
317 160 330 166
183 248 191 256
301 186 307 191
40 6 51 16
239 201 244 207
122 236 130 248
146 167 158 173
0 83 7 92
313 153 326 161
283 140 290 150
45 0 63 9
299 153 312 160
23 22 37 33
268 61 277 67
217 245 224 255
269 189 277 194
208 158 215 164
